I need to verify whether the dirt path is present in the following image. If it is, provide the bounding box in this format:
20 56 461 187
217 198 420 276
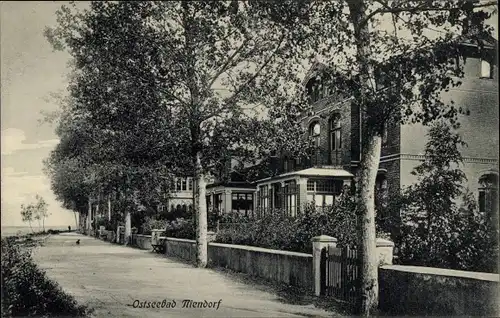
32 232 337 317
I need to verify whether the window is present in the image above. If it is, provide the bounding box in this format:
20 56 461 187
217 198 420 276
329 114 341 165
478 173 498 217
375 174 388 210
284 181 298 217
382 122 388 145
307 179 343 208
232 193 254 217
206 195 212 210
309 121 321 165
481 59 492 78
181 179 187 191
306 77 321 102
188 178 193 191
259 185 269 215
176 178 182 191
214 193 223 212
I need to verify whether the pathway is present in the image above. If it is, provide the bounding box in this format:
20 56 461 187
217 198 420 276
33 233 337 317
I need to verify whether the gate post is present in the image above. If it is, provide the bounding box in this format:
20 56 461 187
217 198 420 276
312 235 337 296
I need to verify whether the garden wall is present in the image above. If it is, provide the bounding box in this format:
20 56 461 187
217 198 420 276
164 238 313 290
379 265 500 316
132 234 152 250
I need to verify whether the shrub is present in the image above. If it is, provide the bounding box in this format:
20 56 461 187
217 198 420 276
395 122 498 273
165 218 195 239
215 189 358 253
1 237 91 317
139 216 167 235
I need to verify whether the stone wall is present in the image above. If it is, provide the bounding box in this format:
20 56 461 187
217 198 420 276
164 238 314 290
209 243 313 290
379 265 500 316
132 234 152 250
164 237 197 264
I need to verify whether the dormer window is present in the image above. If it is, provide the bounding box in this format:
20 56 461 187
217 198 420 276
306 77 322 103
481 59 492 78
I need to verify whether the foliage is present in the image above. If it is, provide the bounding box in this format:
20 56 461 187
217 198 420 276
1 237 91 317
44 1 313 267
397 121 498 273
139 216 195 239
139 217 167 235
255 1 496 312
216 188 357 253
165 218 196 239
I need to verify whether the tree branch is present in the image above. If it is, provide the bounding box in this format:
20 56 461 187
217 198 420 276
362 0 497 27
208 37 251 89
223 33 286 107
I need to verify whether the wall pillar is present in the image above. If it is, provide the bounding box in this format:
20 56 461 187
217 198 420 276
376 238 395 265
224 190 232 214
124 211 132 245
311 235 337 296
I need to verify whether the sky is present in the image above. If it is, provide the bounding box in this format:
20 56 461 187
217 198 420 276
1 1 88 226
0 2 497 227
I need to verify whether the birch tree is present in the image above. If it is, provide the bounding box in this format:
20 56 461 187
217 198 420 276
255 0 497 314
45 1 309 267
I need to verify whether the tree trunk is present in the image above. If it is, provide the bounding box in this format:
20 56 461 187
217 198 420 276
124 210 132 246
194 151 208 268
28 221 34 233
347 0 381 315
356 134 382 316
87 196 92 235
108 195 112 221
73 211 78 230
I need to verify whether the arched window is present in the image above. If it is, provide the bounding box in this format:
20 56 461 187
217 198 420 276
481 59 492 78
329 114 341 165
478 173 498 216
309 121 321 147
306 77 321 102
375 174 388 210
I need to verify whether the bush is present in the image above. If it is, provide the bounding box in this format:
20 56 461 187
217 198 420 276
1 237 91 317
215 189 357 253
395 122 498 273
139 216 196 239
139 217 167 235
165 218 195 239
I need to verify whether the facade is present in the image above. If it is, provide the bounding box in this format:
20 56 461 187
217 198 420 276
161 176 195 215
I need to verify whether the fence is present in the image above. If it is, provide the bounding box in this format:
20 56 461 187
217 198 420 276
320 245 360 305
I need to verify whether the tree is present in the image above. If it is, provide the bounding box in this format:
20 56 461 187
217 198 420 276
33 195 49 233
398 121 466 265
43 91 175 240
20 196 49 233
254 0 496 314
20 204 35 233
398 121 498 273
45 1 309 267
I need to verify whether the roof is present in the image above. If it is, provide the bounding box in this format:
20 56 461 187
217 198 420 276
254 167 354 183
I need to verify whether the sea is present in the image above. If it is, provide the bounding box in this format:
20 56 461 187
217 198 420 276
1 225 71 237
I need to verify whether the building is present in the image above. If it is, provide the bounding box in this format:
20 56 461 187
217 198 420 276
160 176 195 215
202 34 498 224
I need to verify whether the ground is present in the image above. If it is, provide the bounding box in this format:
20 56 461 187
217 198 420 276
32 232 339 317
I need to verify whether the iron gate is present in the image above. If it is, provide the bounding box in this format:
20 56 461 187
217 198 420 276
320 245 360 305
